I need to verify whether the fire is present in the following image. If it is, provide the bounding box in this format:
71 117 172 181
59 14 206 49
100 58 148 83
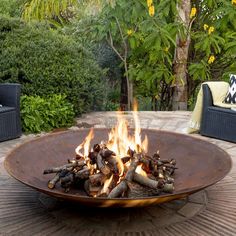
75 105 148 166
75 128 94 168
45 103 176 197
135 165 147 177
99 175 114 196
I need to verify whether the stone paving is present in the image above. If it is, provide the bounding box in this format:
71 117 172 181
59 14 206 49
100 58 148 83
0 111 236 235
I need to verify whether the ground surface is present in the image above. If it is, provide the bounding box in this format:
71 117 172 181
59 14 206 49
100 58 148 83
0 111 236 236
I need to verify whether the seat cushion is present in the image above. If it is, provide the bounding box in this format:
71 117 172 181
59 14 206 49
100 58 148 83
208 106 236 115
0 106 15 114
224 74 236 104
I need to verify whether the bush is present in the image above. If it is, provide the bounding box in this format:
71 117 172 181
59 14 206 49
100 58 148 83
0 0 25 17
20 94 75 133
0 16 104 114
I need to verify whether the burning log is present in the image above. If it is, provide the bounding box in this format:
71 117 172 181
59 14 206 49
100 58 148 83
97 175 115 197
108 154 140 198
74 166 90 179
44 148 177 197
89 173 107 185
108 180 128 198
125 155 140 181
105 156 119 174
96 152 111 176
121 156 131 164
133 173 164 189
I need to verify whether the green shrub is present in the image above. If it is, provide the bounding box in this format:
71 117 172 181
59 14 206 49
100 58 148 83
0 0 25 17
20 94 75 133
0 16 104 114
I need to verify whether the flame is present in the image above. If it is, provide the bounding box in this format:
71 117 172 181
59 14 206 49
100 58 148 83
75 128 94 160
100 175 113 195
75 101 148 177
106 106 148 158
135 165 147 177
84 128 94 157
133 99 142 152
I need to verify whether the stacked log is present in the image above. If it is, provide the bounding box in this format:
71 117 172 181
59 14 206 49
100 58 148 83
43 144 177 198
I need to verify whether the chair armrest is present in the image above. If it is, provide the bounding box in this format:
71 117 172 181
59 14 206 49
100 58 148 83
0 83 21 108
202 84 213 109
200 84 213 134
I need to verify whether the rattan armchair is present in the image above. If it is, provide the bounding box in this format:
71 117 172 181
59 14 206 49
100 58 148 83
200 84 236 143
0 83 22 142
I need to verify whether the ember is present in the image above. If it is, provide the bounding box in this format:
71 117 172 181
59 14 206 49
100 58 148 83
43 103 177 198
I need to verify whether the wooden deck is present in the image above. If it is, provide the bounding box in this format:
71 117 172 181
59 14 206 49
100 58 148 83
0 111 236 235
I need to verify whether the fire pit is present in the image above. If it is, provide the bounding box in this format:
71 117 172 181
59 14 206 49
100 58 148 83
4 128 231 207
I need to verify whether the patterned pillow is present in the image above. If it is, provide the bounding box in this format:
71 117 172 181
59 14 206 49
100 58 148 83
224 74 236 104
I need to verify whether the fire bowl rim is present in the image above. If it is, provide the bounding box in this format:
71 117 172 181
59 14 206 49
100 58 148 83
4 129 232 205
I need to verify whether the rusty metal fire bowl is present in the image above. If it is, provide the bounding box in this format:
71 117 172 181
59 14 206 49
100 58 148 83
4 129 231 207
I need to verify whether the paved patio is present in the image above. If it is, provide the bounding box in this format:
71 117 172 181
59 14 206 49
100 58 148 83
0 111 236 235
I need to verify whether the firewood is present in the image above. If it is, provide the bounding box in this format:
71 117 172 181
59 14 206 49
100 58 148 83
84 179 90 196
43 160 86 174
127 182 161 198
74 167 90 179
84 179 102 197
93 143 101 152
162 183 174 193
106 155 124 175
96 152 111 176
163 168 175 183
105 156 119 174
88 151 97 164
47 173 60 189
58 169 71 178
60 172 74 184
170 159 176 166
108 154 140 198
125 154 140 181
61 181 72 193
157 168 165 179
133 173 165 189
89 185 102 197
108 180 128 198
121 156 131 164
44 142 177 198
89 173 107 185
100 148 115 158
97 175 115 197
152 151 160 160
127 147 134 157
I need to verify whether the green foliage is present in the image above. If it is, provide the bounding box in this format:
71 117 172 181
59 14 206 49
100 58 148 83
73 0 178 110
189 0 236 82
0 16 104 114
0 0 25 17
20 94 75 133
22 0 79 27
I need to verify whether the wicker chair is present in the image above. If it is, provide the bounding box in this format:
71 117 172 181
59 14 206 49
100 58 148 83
200 84 236 143
0 83 22 142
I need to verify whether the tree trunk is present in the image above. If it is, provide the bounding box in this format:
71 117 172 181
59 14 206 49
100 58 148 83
172 0 191 110
120 75 128 111
120 65 133 111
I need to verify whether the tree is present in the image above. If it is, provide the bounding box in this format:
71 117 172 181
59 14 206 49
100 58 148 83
21 0 236 111
22 0 79 27
172 0 191 110
0 16 104 114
